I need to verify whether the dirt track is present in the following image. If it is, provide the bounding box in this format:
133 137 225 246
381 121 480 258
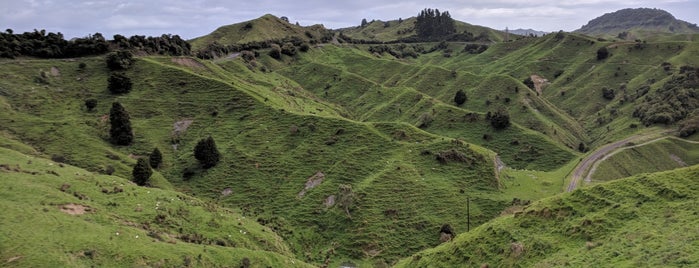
566 130 669 192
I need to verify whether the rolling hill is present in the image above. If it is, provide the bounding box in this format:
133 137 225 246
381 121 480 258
575 8 699 38
395 164 699 267
2 7 699 267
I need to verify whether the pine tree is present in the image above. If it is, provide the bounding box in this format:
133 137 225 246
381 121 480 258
132 158 152 186
194 136 220 169
149 147 162 169
109 102 133 145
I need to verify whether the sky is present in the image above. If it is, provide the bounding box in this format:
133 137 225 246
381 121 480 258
2 0 698 39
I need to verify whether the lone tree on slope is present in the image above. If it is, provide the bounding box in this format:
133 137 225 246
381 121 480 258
149 147 162 169
132 158 152 186
194 136 221 169
109 102 133 145
454 89 467 106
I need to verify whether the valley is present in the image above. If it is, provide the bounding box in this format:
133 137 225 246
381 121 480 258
1 7 698 268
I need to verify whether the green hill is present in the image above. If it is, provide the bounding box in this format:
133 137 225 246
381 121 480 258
2 9 699 267
189 14 331 51
575 8 699 39
0 146 311 267
338 17 507 43
395 164 699 267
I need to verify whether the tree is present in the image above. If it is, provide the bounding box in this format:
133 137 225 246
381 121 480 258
132 158 152 186
194 136 220 169
106 50 134 70
149 147 162 169
84 98 97 111
597 46 609 60
415 8 456 40
454 90 467 106
108 72 132 94
269 44 282 59
489 109 511 130
109 102 133 145
361 18 368 27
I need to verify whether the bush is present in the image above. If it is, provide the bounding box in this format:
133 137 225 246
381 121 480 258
269 44 282 59
109 102 133 145
488 109 510 130
597 47 609 60
454 90 467 106
194 136 220 169
602 87 615 100
84 98 97 111
108 73 132 94
281 42 296 56
523 77 534 90
106 50 134 70
149 147 162 169
132 158 152 186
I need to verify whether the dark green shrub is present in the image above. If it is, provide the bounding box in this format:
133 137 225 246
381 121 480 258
269 44 282 59
106 50 134 70
109 102 133 145
454 90 467 105
194 136 220 169
84 98 97 111
597 47 609 60
602 87 615 100
488 109 510 130
149 147 162 169
108 73 132 94
132 158 152 186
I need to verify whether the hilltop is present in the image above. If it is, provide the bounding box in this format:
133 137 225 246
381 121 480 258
575 8 699 38
189 14 332 51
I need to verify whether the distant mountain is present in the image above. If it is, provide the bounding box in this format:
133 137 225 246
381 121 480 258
575 8 699 37
509 28 548 37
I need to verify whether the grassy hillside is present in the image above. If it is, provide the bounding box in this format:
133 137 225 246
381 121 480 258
2 23 699 266
338 17 506 43
591 137 699 182
0 54 534 265
0 146 311 267
575 8 699 38
190 14 330 51
396 164 699 267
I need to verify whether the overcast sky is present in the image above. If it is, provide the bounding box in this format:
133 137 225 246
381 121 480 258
2 0 698 39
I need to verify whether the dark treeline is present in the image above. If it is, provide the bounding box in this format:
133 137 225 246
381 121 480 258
415 8 456 40
0 29 191 59
195 32 332 59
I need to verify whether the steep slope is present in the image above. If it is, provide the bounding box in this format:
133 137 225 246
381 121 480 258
189 14 330 51
396 164 699 267
0 54 520 266
575 8 699 38
0 146 311 267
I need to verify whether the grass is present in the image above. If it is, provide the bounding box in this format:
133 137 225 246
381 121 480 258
1 29 698 267
395 163 699 267
0 146 311 267
591 137 699 182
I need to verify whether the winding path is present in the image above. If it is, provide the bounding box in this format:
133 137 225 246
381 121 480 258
566 130 670 192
